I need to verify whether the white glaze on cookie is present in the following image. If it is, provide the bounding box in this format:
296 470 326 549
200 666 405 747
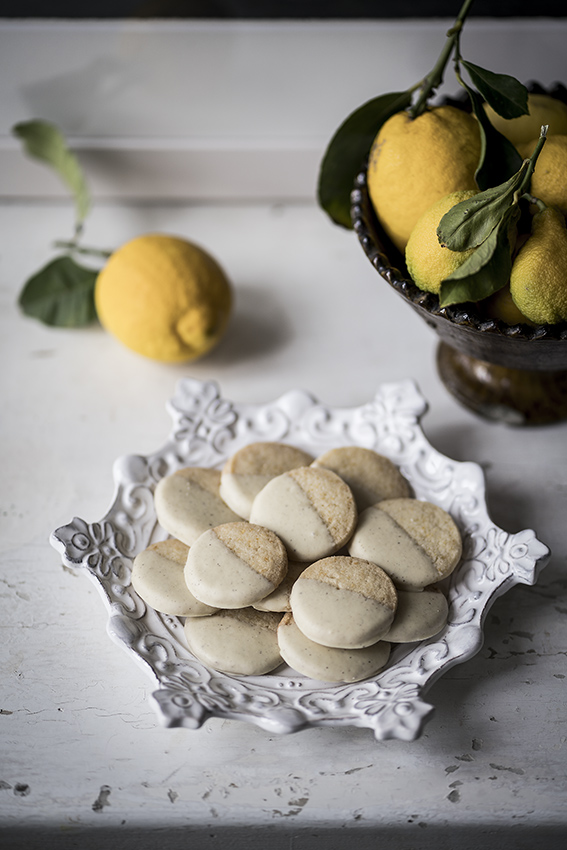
253 561 309 613
184 607 283 675
383 588 449 643
278 613 390 683
132 539 219 617
154 467 240 546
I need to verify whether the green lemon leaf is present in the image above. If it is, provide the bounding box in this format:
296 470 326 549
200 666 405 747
437 161 528 251
461 60 529 120
462 81 524 191
439 214 516 307
12 120 90 225
18 255 98 327
317 90 413 228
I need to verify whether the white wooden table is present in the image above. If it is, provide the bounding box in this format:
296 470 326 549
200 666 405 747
1 18 566 849
2 197 567 849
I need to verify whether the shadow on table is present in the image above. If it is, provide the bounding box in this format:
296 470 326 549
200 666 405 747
3 823 566 850
204 284 293 365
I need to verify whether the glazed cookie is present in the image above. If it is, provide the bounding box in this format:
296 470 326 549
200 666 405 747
278 613 390 683
253 561 308 613
349 498 462 590
383 588 449 643
220 441 314 519
154 467 240 546
131 538 219 617
184 521 288 609
312 446 411 511
184 607 283 675
289 555 397 649
249 467 357 562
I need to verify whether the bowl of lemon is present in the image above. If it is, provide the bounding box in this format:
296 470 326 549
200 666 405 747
349 83 567 426
318 2 567 426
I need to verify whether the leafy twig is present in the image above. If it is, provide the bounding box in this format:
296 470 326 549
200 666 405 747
13 119 110 327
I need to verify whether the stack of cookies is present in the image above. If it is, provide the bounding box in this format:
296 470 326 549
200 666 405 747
132 443 462 683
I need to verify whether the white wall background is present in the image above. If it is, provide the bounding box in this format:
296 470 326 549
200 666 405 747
1 18 566 200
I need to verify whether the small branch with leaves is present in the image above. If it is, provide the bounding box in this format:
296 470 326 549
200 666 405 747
317 0 530 229
13 120 111 327
436 126 548 307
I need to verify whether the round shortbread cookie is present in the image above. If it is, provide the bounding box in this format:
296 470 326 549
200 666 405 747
249 466 357 562
220 441 314 519
183 607 283 675
278 613 390 683
184 521 288 609
289 555 397 649
383 588 449 643
154 467 240 546
253 561 308 613
349 498 462 590
131 538 219 617
312 446 411 511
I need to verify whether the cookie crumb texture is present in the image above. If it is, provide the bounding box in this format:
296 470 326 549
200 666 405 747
312 446 411 510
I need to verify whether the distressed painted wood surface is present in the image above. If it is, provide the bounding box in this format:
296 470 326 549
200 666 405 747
1 199 566 848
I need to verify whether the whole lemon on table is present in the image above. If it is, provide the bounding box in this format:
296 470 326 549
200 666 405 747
518 135 567 216
405 190 478 294
484 93 567 147
509 206 567 325
95 234 232 362
367 106 481 254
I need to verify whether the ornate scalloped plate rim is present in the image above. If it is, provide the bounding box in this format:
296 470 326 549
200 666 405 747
50 378 550 741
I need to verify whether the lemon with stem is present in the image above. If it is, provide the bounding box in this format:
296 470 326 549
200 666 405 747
95 234 232 362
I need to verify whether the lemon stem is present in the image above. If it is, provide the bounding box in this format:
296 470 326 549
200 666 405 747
521 193 547 212
408 0 476 119
516 125 548 200
54 239 112 259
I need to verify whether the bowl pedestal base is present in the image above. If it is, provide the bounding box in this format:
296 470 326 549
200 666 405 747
437 342 567 426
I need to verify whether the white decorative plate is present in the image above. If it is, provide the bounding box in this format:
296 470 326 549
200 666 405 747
50 379 549 741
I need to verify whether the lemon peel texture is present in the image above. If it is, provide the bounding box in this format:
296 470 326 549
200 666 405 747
367 106 481 254
484 93 567 147
405 190 478 295
95 234 232 363
510 207 567 325
518 134 567 216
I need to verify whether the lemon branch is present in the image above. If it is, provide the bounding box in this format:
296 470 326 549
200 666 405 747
408 0 476 119
516 126 548 197
53 240 112 260
436 125 549 307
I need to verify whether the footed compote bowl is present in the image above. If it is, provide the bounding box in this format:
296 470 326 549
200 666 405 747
350 128 567 426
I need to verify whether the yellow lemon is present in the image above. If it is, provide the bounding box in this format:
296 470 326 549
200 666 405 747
405 190 478 294
484 93 567 146
481 284 534 326
509 207 567 324
95 234 232 362
367 106 481 254
518 134 567 216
